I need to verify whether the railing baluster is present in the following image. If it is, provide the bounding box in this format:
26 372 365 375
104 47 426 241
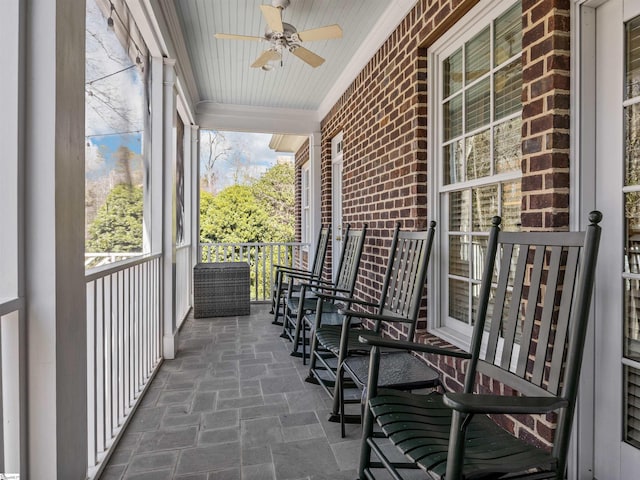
197 242 307 302
84 254 163 479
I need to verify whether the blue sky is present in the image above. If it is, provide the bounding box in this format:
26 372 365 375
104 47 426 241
199 130 293 190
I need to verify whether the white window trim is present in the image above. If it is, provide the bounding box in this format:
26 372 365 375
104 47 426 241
428 0 522 351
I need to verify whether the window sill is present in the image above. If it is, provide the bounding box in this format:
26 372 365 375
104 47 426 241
423 325 472 353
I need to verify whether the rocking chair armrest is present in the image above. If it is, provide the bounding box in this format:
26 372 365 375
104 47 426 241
274 264 307 273
442 393 569 414
298 280 349 293
340 310 413 325
313 293 378 308
283 271 321 282
357 333 472 359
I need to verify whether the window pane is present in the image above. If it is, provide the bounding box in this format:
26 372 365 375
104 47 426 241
494 60 522 120
466 77 491 131
626 191 640 274
494 2 522 66
624 365 640 448
466 129 491 180
444 48 463 97
85 0 147 267
449 190 471 232
624 279 640 361
449 278 469 323
443 140 464 185
466 27 490 84
626 16 640 99
501 180 522 231
494 117 522 173
444 94 463 141
450 235 470 277
474 285 498 332
472 185 498 230
471 235 488 281
625 103 640 186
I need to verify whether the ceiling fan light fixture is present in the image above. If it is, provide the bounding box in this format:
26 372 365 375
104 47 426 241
261 64 274 72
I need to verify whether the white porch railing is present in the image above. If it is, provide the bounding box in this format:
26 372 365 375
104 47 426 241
85 254 162 479
0 296 25 475
84 252 141 270
199 242 309 301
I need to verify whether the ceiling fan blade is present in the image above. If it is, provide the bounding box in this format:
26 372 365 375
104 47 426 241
291 46 325 68
260 5 284 33
297 25 343 42
215 33 263 41
251 49 281 68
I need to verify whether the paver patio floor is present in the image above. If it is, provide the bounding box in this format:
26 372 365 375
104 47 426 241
99 304 364 480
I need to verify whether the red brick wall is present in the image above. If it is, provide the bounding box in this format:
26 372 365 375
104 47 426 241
295 0 571 448
521 0 571 230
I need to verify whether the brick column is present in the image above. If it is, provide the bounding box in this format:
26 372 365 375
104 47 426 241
521 0 572 229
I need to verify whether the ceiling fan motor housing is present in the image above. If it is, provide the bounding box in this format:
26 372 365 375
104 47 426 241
271 0 290 10
265 22 299 46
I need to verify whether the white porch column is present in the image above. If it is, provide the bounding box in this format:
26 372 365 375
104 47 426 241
162 59 179 359
191 125 201 289
309 131 323 246
23 0 87 478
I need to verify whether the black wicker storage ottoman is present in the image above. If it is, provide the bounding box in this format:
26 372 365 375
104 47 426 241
193 262 250 318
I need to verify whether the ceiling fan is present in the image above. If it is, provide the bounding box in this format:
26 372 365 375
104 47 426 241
214 0 343 70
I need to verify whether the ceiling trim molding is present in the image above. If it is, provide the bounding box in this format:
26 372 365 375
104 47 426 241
316 0 419 121
127 0 165 57
157 0 200 106
133 0 201 112
196 103 320 135
269 134 308 153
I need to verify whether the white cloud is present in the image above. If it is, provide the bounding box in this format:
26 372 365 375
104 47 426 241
85 142 105 173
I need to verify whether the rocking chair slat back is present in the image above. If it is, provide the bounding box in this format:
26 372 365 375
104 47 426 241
334 226 366 293
478 229 593 400
312 226 331 279
378 230 434 338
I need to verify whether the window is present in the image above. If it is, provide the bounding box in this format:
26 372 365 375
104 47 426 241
85 0 150 268
302 163 311 246
624 13 640 450
431 0 522 344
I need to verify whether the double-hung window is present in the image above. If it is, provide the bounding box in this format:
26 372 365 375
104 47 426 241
430 0 523 346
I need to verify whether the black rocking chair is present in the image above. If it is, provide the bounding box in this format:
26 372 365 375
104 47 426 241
357 212 602 480
305 221 437 423
270 225 330 325
281 224 367 363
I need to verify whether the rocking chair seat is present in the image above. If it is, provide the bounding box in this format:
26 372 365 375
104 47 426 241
369 390 556 479
314 325 378 356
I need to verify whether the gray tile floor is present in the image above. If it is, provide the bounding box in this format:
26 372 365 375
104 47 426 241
99 304 364 480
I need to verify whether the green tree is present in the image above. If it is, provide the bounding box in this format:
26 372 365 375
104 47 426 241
199 185 270 243
87 184 143 252
251 162 295 242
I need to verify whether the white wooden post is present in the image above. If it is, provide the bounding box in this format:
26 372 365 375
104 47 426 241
0 0 27 472
309 131 323 256
23 0 87 477
162 59 178 359
191 125 201 296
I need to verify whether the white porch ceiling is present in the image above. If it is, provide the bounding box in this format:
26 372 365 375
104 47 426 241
157 0 417 133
